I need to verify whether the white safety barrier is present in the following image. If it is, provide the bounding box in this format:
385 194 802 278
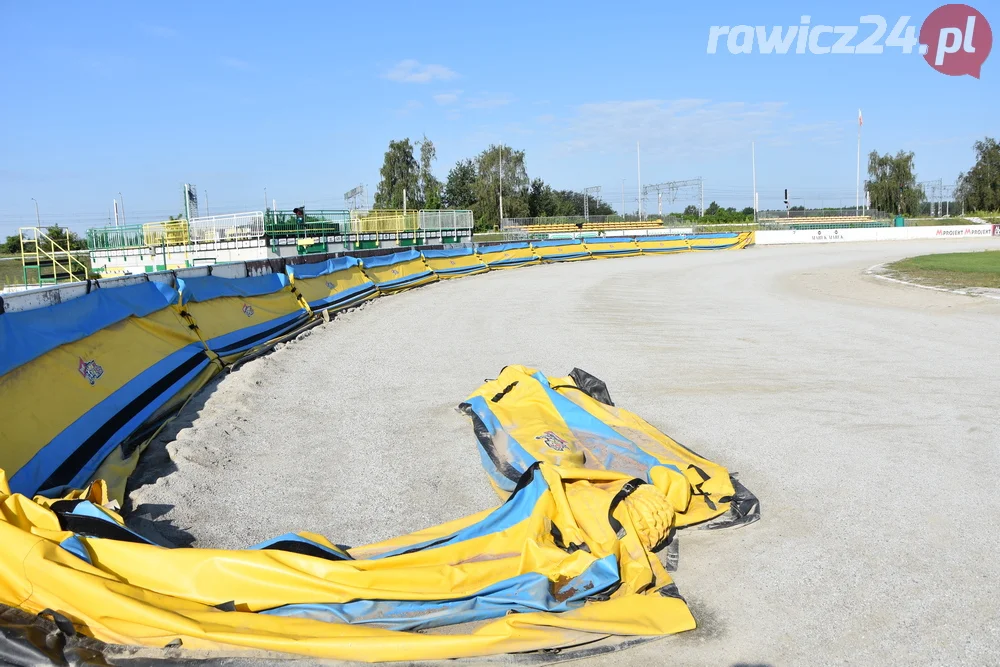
756 225 998 245
188 212 265 243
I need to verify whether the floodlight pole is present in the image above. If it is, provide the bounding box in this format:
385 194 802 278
118 192 126 224
636 142 642 220
498 144 504 222
31 198 40 226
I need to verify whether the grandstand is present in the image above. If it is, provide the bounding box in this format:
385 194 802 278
501 215 686 239
78 208 474 278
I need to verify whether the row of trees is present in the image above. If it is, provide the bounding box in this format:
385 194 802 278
865 137 1000 216
956 137 1000 212
3 225 88 254
374 139 614 230
375 135 1000 228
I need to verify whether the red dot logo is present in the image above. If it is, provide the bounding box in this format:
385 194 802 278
920 4 992 78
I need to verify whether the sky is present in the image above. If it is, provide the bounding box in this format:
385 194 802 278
0 0 997 233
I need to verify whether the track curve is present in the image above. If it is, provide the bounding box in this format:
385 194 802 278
129 238 1000 665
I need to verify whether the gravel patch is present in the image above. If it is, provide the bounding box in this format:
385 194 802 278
128 237 1000 665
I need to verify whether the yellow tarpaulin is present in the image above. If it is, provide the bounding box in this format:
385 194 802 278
0 367 756 662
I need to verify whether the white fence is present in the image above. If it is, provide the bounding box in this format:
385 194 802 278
418 210 474 233
187 211 265 243
756 225 999 245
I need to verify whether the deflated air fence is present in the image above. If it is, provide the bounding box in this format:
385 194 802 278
0 232 756 663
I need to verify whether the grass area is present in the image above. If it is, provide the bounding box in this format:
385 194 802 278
887 250 1000 290
906 217 978 226
471 233 507 242
0 253 93 288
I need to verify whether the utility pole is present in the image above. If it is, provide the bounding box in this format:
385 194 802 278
856 109 863 216
31 198 40 226
636 142 642 220
264 187 268 212
752 141 758 222
700 177 704 217
205 190 209 217
498 144 505 222
621 179 625 220
118 192 126 224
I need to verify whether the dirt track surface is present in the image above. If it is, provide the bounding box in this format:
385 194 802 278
129 238 1000 666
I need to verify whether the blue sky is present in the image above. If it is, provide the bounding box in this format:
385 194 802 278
0 0 996 232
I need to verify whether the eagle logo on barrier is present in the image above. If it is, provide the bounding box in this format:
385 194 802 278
391 268 401 276
449 260 456 266
536 431 570 452
325 281 335 289
78 358 104 386
242 303 255 317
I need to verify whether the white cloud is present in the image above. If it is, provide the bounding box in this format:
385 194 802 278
535 113 556 124
396 99 423 116
464 94 512 109
141 24 178 38
561 99 789 156
385 59 458 84
433 90 462 105
221 57 251 70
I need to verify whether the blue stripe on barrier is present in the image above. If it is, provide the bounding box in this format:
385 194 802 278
11 343 212 497
373 270 436 291
307 282 378 311
203 309 310 355
372 463 549 559
261 555 620 632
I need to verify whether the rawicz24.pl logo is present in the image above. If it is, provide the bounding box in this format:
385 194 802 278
707 4 992 78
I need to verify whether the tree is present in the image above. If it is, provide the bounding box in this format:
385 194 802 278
443 159 477 209
526 179 615 218
705 201 721 216
374 138 421 209
741 206 755 216
472 144 529 230
417 135 443 209
956 137 1000 212
683 204 699 217
867 150 924 215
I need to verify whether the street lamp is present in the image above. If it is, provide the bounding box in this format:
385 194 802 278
31 198 40 226
118 192 126 224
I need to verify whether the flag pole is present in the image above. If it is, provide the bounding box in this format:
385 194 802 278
856 109 862 216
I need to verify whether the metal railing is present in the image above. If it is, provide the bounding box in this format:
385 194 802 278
188 211 265 243
757 208 891 220
416 210 474 234
143 220 190 247
350 209 419 234
265 210 351 236
502 215 677 230
19 226 89 285
87 224 146 251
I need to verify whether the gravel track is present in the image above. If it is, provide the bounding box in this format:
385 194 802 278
128 238 1000 666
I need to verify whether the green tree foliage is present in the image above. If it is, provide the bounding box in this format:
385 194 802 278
374 138 421 209
956 137 1000 212
704 201 721 216
526 179 614 217
472 144 529 230
443 159 477 209
418 135 443 210
867 150 924 215
683 204 699 216
4 225 87 254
